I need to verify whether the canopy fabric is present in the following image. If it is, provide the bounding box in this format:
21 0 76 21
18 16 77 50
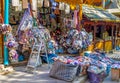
55 0 82 5
82 5 120 22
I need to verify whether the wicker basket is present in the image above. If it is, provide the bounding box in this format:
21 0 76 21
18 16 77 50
49 60 79 82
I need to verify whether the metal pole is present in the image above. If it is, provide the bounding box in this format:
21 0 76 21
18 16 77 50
4 0 9 65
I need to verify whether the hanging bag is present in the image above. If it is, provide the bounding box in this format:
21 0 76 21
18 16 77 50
65 4 70 14
22 0 28 9
59 2 65 10
44 0 50 7
38 0 44 7
32 0 37 11
12 0 20 6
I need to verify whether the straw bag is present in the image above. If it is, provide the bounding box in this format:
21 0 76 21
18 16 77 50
49 60 78 82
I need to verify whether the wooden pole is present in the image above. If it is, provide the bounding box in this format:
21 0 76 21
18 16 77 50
93 22 97 50
111 24 114 50
103 23 106 52
79 3 82 31
1 0 4 63
1 0 4 19
115 24 118 50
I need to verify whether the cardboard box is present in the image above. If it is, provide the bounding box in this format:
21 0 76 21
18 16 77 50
111 68 120 81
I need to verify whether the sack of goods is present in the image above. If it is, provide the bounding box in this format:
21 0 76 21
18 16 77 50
49 56 90 82
49 60 78 82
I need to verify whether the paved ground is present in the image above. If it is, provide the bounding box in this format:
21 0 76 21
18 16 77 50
0 51 120 83
0 64 70 83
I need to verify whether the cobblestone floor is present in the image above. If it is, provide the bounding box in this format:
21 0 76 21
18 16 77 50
0 51 120 83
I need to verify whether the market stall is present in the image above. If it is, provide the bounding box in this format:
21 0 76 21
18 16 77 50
82 4 120 52
0 0 120 82
12 0 120 67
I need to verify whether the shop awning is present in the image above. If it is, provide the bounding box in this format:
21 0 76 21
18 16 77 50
82 5 120 22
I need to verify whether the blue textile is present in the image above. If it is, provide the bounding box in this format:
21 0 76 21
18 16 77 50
42 54 57 64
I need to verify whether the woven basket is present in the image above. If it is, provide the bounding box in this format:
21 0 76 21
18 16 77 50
49 60 78 82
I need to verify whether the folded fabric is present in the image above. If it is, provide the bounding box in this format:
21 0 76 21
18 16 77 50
87 65 105 74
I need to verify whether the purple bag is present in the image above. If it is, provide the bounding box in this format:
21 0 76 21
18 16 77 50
88 71 106 83
88 72 101 83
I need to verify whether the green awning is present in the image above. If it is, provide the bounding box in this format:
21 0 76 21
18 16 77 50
82 5 120 22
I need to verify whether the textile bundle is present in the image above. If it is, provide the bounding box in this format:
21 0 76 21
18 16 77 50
0 24 18 63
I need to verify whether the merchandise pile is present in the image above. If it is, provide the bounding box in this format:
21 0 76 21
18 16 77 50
0 24 19 63
49 50 120 83
50 28 92 54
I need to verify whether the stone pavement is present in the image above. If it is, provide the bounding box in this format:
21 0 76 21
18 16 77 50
0 51 120 83
0 64 70 83
0 64 119 83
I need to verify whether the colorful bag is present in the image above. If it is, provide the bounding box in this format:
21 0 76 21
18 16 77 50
88 71 105 83
49 60 78 82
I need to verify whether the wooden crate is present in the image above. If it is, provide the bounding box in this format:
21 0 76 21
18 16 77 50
111 68 120 81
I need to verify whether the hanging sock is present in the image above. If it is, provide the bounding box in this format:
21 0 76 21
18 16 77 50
44 0 50 7
38 0 44 8
73 10 79 29
65 4 70 14
15 1 22 11
22 0 28 9
31 0 37 18
59 2 65 10
12 0 20 6
31 0 37 11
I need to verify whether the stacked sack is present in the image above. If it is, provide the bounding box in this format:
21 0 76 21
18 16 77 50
84 50 117 83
